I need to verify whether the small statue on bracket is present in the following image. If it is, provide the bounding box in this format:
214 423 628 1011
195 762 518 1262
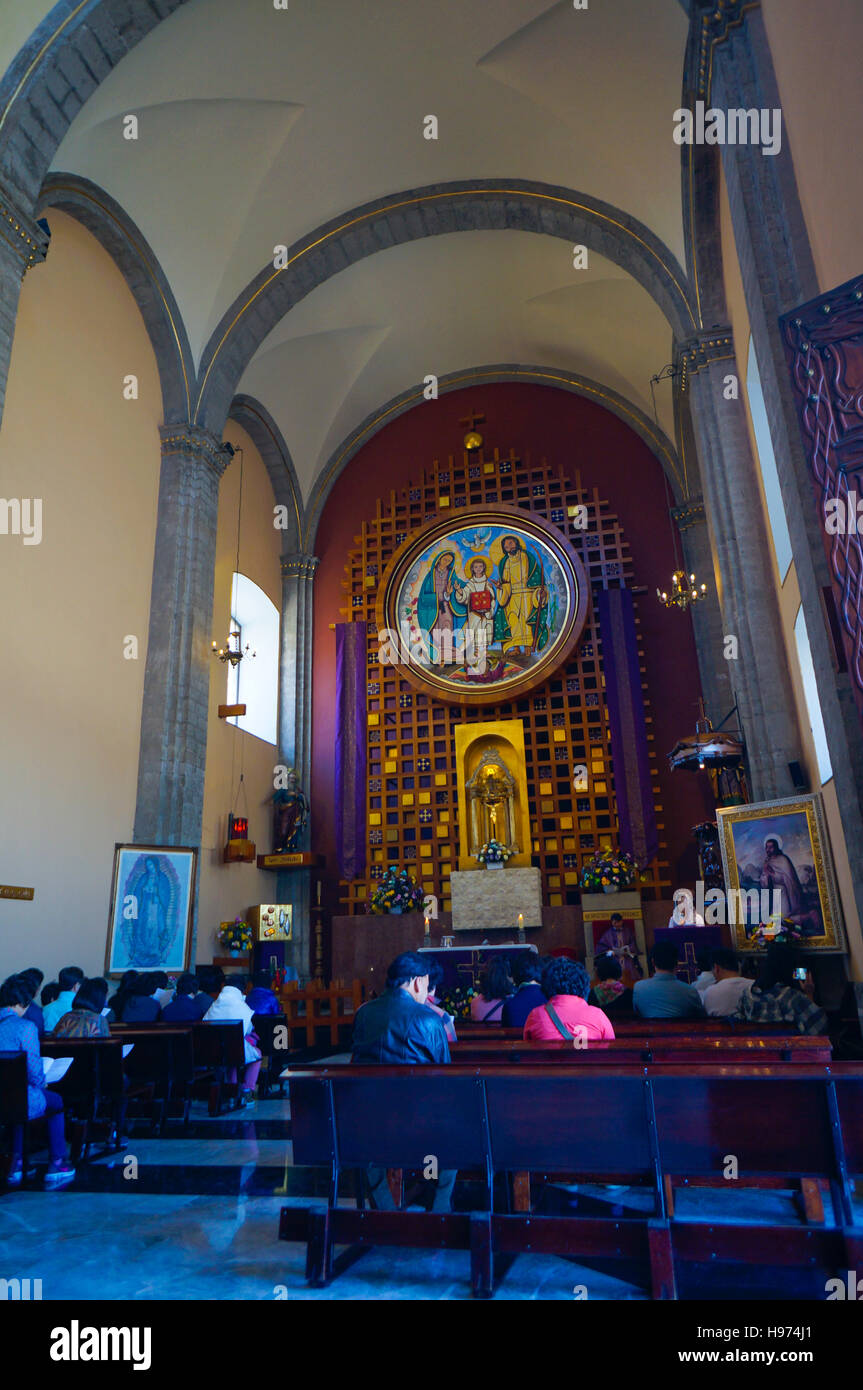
272 769 309 853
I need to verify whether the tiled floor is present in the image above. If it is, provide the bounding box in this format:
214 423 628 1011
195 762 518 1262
0 1092 843 1301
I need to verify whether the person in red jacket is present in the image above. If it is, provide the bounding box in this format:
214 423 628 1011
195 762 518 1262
524 957 615 1042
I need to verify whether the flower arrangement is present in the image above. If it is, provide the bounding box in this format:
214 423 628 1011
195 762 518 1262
475 839 513 866
579 847 638 892
368 866 426 915
218 916 254 953
437 985 477 1020
751 917 804 949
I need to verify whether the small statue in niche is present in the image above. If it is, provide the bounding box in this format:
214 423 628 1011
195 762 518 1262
273 769 309 853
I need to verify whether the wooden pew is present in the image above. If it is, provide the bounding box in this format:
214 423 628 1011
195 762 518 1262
454 1019 808 1042
191 1021 246 1115
0 1051 29 1179
40 1037 127 1160
280 1062 863 1298
446 1035 832 1065
109 1025 196 1131
252 1013 288 1098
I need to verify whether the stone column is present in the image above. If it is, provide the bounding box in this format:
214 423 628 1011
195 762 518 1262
672 497 735 726
133 424 232 847
0 184 48 426
277 551 319 979
709 5 863 923
681 330 803 800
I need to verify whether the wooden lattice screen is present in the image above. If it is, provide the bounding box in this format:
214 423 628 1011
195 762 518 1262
338 443 671 913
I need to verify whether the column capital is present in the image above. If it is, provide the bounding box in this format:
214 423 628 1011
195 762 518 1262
689 0 757 98
676 328 736 391
159 423 233 478
281 551 319 580
671 496 707 531
0 182 49 273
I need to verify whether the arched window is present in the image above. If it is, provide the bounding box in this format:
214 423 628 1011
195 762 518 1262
225 573 279 745
793 604 832 785
747 336 793 581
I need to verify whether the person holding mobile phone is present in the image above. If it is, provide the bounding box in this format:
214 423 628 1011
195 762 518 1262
733 942 826 1034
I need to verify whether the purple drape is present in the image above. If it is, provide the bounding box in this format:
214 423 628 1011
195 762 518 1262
597 588 658 869
335 622 367 879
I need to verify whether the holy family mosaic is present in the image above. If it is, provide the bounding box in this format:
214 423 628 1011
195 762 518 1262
377 506 589 704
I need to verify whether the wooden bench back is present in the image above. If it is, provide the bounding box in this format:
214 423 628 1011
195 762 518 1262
290 1070 490 1171
484 1072 653 1175
191 1021 246 1069
40 1037 126 1104
0 1051 28 1124
651 1074 838 1178
449 1036 830 1065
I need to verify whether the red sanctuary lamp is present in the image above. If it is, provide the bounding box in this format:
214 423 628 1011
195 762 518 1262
224 811 256 864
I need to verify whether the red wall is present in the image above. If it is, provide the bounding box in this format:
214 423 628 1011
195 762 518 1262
311 382 715 915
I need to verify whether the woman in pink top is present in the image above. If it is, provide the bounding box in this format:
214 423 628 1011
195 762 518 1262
469 957 514 1024
524 958 615 1041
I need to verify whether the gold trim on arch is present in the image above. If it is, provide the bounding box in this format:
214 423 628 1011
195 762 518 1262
0 2 91 133
42 181 191 418
198 188 697 424
301 367 682 550
232 397 302 542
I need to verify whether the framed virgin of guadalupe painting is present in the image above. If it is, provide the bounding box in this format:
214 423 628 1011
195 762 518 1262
105 844 197 977
375 504 589 704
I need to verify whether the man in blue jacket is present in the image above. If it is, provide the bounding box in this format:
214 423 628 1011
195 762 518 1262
351 952 454 1210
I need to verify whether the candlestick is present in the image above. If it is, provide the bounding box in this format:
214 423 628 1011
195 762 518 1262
517 911 525 943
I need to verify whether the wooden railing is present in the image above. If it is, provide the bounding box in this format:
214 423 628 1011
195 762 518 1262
279 978 365 1046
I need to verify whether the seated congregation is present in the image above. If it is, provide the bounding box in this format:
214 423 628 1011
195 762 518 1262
0 942 849 1299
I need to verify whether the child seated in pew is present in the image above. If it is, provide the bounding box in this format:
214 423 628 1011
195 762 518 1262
469 958 514 1023
200 967 262 1106
244 970 282 1016
423 961 457 1042
587 953 634 1016
524 958 615 1042
120 973 162 1023
501 951 546 1028
161 972 212 1022
53 978 111 1039
0 975 76 1188
18 969 45 1036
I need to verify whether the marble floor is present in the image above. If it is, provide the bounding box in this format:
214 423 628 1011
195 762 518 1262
0 1090 845 1301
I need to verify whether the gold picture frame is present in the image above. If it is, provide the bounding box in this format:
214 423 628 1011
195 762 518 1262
716 794 845 952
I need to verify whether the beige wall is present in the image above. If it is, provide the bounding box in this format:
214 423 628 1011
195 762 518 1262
0 211 161 983
762 0 863 294
718 169 862 974
0 217 285 987
197 420 283 965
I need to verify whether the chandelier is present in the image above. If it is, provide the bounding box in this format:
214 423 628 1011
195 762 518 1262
650 360 710 614
212 629 255 667
657 569 708 610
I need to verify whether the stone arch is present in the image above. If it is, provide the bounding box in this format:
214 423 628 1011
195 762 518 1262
193 179 699 433
0 0 190 208
38 171 195 421
228 393 303 553
302 364 683 552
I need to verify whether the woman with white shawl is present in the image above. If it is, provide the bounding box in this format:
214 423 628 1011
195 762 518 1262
203 983 262 1104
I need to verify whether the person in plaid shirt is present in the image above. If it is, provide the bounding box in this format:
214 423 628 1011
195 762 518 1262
734 942 827 1034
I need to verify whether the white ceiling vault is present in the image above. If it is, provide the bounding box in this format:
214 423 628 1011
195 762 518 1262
8 0 689 500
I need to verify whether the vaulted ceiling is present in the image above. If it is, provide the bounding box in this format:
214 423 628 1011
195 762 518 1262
6 0 690 500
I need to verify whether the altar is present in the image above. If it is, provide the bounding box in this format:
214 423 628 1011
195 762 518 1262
418 943 538 992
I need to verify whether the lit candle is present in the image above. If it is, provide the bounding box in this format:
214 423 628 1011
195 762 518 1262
518 913 524 930
424 912 430 933
316 880 321 906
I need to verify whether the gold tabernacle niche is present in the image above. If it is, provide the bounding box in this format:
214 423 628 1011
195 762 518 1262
454 720 532 871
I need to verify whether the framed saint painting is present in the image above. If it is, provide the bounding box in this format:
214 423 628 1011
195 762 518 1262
375 504 589 704
716 795 845 952
105 844 197 977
